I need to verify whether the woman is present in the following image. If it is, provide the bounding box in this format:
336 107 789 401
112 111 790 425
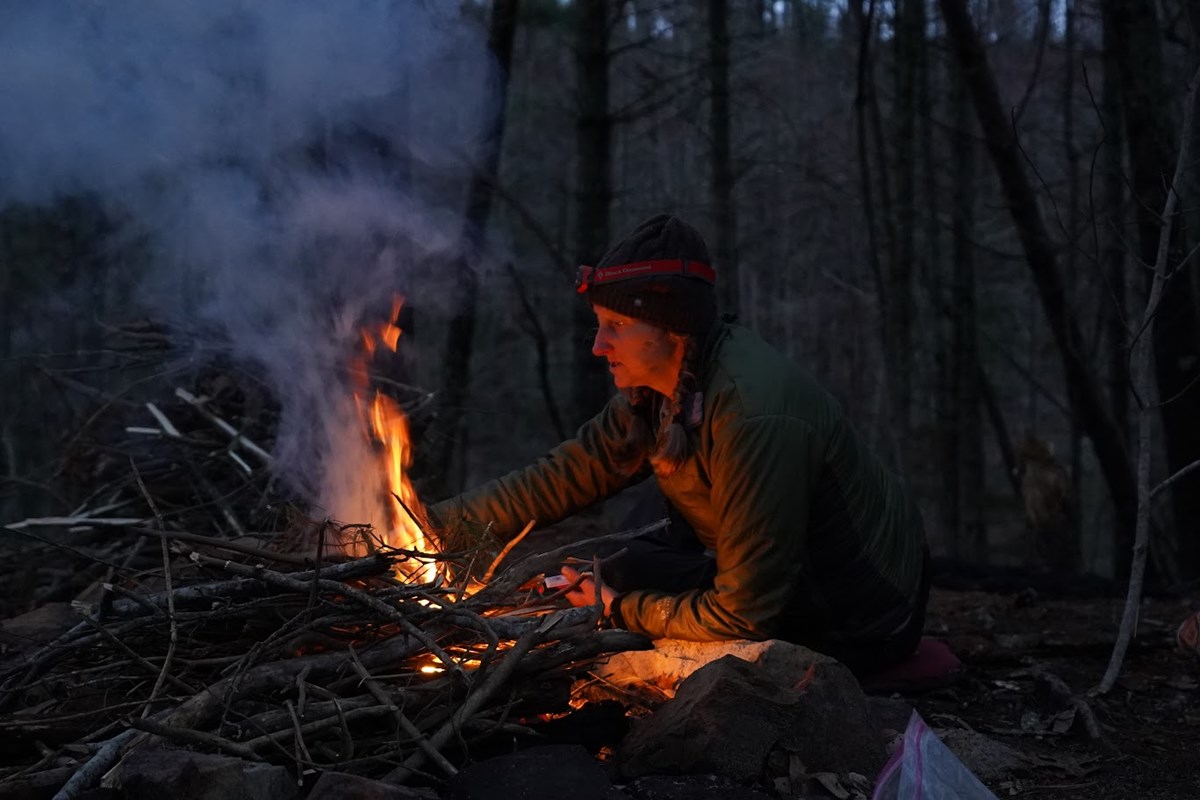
431 214 929 676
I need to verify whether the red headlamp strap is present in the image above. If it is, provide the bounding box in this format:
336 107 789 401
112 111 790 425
576 259 715 294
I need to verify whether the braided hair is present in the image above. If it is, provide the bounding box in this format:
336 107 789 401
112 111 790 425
583 214 717 476
620 336 702 477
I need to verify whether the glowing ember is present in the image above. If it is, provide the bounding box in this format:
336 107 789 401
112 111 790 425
353 294 438 583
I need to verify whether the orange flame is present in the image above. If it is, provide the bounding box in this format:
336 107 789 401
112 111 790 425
354 294 438 583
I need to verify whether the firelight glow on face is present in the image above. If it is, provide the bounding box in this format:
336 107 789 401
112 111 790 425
590 306 683 395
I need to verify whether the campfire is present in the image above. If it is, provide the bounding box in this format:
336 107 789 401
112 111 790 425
349 294 440 583
0 317 654 795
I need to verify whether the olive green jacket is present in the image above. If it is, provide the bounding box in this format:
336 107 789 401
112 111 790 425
431 323 927 645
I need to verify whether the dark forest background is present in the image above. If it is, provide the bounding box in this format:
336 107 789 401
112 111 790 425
2 0 1198 589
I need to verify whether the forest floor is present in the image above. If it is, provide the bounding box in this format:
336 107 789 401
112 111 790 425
1 509 1196 799
508 512 1200 799
908 585 1199 799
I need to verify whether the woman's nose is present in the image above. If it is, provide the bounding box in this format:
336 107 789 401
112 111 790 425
592 328 611 357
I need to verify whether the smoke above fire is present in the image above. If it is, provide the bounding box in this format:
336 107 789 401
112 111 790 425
0 2 500 527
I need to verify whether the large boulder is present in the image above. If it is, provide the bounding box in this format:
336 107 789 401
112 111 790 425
586 638 843 702
616 653 885 782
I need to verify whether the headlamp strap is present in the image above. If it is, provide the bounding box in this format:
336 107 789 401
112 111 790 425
576 259 715 294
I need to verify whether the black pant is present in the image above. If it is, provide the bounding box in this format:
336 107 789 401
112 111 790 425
602 486 717 594
601 484 928 678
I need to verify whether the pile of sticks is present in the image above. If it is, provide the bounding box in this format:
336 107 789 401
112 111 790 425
0 518 658 794
2 320 436 616
0 327 654 793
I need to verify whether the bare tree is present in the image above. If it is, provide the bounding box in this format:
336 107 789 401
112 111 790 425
571 0 614 428
848 0 907 469
1101 0 1200 583
937 0 1138 563
943 60 987 562
430 0 521 497
708 0 738 314
1097 64 1200 695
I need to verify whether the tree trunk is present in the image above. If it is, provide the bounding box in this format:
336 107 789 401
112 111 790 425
572 0 614 429
430 0 520 496
0 245 14 520
937 0 1137 564
1100 0 1130 466
889 0 922 446
1102 0 1200 583
1061 0 1084 572
950 63 986 563
849 0 904 468
708 0 738 315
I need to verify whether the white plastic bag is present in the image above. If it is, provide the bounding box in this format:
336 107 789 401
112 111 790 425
872 712 998 800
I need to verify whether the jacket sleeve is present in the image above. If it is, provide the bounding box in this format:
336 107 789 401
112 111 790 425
429 395 648 542
616 410 824 640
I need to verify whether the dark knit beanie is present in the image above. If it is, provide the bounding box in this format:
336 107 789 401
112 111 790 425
582 214 718 336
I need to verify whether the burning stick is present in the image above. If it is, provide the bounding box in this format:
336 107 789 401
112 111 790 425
347 645 458 778
186 550 464 675
382 622 547 783
479 519 536 586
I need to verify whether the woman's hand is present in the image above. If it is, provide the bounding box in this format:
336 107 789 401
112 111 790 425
560 565 617 617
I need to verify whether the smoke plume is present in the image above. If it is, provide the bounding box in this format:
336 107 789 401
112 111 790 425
0 1 499 526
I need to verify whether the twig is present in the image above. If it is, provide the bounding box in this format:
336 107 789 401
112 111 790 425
285 700 313 774
1150 457 1200 501
144 402 182 438
129 716 261 760
50 728 138 800
130 459 178 719
480 519 536 585
5 516 148 531
87 560 388 641
472 518 669 604
78 616 197 696
187 552 463 678
348 646 458 777
128 527 312 567
240 705 396 753
159 630 432 736
1034 669 1108 746
592 554 605 621
384 623 545 783
174 387 273 465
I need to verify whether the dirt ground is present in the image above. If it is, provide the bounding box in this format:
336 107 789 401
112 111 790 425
908 586 1200 799
513 514 1200 799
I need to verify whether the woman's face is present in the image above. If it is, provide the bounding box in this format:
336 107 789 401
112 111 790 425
591 305 684 395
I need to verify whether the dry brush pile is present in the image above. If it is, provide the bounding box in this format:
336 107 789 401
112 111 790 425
0 325 653 794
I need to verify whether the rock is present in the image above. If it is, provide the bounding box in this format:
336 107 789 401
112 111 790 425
101 748 299 800
616 653 885 782
587 638 840 701
445 745 628 800
621 773 776 800
307 772 436 800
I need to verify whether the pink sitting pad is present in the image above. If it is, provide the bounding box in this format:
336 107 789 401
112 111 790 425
860 637 963 693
